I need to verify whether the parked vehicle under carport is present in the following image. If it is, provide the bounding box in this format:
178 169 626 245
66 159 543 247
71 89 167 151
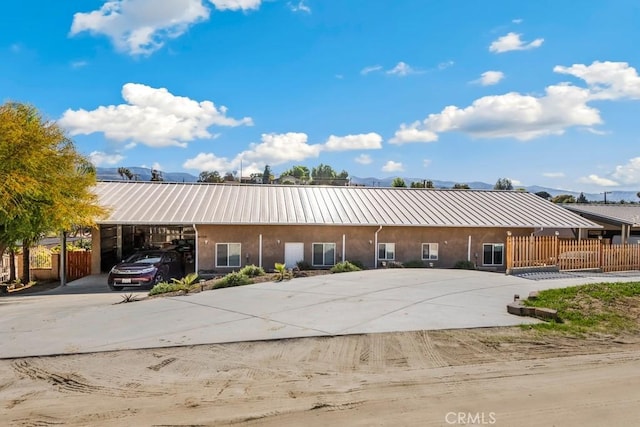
107 250 184 291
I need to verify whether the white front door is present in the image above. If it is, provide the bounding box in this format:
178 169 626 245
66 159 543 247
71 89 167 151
284 242 304 269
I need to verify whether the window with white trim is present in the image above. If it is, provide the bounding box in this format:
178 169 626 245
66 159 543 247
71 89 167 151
421 243 439 260
483 243 504 266
378 243 395 260
216 243 241 267
312 243 336 267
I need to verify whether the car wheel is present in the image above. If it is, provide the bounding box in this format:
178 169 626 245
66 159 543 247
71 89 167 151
154 271 165 285
109 284 123 291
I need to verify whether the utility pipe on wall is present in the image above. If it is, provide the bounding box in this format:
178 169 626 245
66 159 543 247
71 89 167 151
193 224 199 274
342 234 346 263
467 235 471 262
374 225 383 268
259 234 263 268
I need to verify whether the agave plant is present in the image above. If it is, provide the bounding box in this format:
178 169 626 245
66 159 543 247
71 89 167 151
274 262 287 281
171 272 200 293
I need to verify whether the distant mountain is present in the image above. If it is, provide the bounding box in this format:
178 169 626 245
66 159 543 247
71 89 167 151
96 168 639 202
351 177 639 202
97 167 198 183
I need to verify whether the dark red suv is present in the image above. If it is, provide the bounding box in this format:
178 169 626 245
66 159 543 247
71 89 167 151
108 250 184 291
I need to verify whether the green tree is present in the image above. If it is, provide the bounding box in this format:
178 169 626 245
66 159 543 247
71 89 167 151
411 180 434 188
150 169 163 181
280 165 310 183
577 192 588 203
311 163 349 185
391 177 407 187
494 178 513 190
551 194 576 203
262 165 273 184
453 183 470 189
535 191 552 200
198 171 223 183
117 167 133 180
0 102 105 281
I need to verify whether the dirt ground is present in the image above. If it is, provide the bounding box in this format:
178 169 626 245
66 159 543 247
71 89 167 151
2 327 640 426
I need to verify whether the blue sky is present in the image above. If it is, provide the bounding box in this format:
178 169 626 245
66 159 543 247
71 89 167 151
2 1 640 193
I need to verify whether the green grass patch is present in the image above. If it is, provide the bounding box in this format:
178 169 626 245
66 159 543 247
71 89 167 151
330 261 362 273
523 281 640 335
212 271 254 289
149 282 184 296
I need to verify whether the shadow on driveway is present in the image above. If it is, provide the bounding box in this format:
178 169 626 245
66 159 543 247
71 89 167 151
3 274 148 296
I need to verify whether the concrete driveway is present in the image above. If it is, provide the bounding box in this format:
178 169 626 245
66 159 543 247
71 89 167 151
2 269 640 358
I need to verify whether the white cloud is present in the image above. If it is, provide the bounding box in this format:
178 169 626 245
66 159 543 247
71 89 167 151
70 0 210 55
361 65 382 75
288 0 310 13
71 60 88 68
209 0 261 11
335 74 344 79
512 18 523 24
70 0 261 56
323 133 382 151
578 174 619 187
183 131 382 174
423 159 432 167
612 157 640 185
382 161 404 173
386 61 419 76
438 60 454 70
89 151 124 166
543 172 565 178
489 32 544 53
355 154 372 165
474 70 504 86
183 152 233 172
392 61 640 143
152 161 162 171
554 61 640 100
510 179 523 186
389 121 438 144
238 132 322 166
392 82 600 142
59 83 252 148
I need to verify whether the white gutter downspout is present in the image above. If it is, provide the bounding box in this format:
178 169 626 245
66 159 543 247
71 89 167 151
467 235 471 262
342 234 346 263
374 225 383 268
259 234 263 268
193 224 199 274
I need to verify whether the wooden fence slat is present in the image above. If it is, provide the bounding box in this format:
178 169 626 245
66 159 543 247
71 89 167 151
506 235 640 273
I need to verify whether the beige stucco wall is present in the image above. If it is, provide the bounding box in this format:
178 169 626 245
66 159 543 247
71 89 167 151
194 224 534 272
91 226 102 275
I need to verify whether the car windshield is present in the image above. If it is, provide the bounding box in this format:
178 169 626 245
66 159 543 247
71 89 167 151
125 253 163 264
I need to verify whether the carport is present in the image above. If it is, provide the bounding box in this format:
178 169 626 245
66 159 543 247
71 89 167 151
97 224 197 274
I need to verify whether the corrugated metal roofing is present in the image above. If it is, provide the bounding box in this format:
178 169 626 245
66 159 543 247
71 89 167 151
94 181 602 229
563 204 640 227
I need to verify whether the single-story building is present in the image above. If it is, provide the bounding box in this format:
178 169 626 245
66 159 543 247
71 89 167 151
89 181 600 275
562 204 640 244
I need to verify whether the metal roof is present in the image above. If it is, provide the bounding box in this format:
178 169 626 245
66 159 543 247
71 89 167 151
563 204 640 227
94 181 602 229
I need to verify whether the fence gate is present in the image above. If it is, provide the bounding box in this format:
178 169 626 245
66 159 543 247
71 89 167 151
67 251 92 281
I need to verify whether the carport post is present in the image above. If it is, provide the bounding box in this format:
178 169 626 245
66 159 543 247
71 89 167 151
60 231 67 286
193 224 199 274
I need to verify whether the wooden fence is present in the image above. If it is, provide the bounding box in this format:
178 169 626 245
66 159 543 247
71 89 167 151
3 250 92 282
66 251 92 281
506 235 640 273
